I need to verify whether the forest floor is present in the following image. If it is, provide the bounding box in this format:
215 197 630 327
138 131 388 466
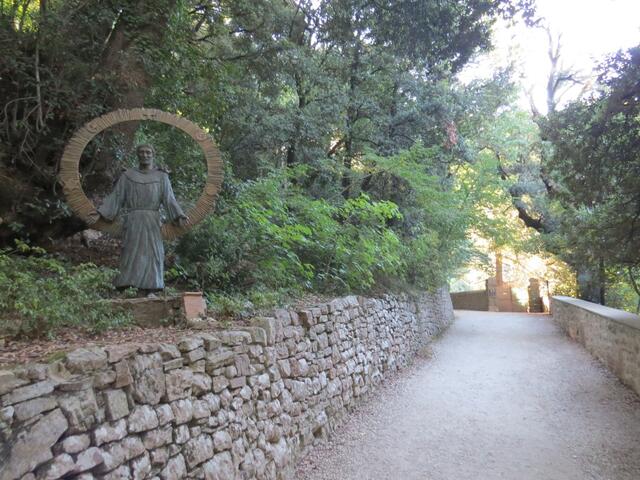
296 310 640 480
0 324 191 368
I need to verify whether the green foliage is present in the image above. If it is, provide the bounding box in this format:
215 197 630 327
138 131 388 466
0 0 542 325
535 45 640 307
362 144 473 288
174 170 405 298
605 268 640 314
171 136 518 304
0 243 131 338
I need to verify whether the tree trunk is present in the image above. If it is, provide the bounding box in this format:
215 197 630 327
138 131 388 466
0 1 179 246
84 1 178 195
342 43 361 199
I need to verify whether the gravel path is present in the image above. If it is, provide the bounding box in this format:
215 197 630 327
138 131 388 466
296 310 640 480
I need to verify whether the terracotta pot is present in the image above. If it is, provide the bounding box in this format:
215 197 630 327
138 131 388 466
182 292 206 320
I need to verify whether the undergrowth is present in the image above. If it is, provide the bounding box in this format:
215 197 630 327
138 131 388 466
0 241 131 339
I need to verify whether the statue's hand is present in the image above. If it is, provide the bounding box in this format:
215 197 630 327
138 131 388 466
86 211 101 226
176 215 189 228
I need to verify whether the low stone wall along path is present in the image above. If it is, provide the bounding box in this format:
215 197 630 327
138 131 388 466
297 311 640 480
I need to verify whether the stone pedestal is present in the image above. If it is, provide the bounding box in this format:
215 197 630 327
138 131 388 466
108 292 207 326
109 296 182 327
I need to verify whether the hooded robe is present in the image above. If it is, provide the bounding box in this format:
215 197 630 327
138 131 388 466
98 168 185 290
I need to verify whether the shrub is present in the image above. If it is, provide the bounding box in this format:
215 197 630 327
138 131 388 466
173 171 404 300
0 242 131 338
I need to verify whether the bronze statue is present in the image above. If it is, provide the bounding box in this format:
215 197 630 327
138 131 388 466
60 109 224 293
91 144 188 292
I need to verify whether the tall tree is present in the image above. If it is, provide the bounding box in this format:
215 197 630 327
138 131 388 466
0 0 182 242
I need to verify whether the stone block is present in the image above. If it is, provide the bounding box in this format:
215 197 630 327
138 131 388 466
202 394 220 413
58 388 100 433
35 453 75 480
198 334 221 352
191 374 212 396
61 433 90 454
205 351 234 372
100 437 144 472
252 317 282 345
143 426 172 450
234 355 251 376
13 396 57 422
129 354 165 405
265 423 282 443
103 389 129 422
174 425 190 444
239 386 252 401
0 370 28 396
212 431 232 452
151 447 169 466
131 452 151 480
105 345 139 364
298 310 314 329
0 408 68 480
2 381 54 406
229 376 246 389
277 360 291 378
164 368 193 401
177 336 204 353
203 452 233 480
185 348 205 364
192 399 210 419
93 370 117 390
65 348 108 374
113 362 133 389
170 398 193 424
240 327 268 346
155 404 174 426
184 435 214 468
100 465 131 480
158 344 181 361
211 376 229 394
270 437 289 468
162 359 183 371
219 331 252 346
290 359 309 377
273 308 291 326
93 419 128 446
128 405 159 433
159 454 186 480
288 380 307 401
345 295 359 307
74 447 105 473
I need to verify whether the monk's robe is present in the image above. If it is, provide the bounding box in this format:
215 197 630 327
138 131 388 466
98 168 185 290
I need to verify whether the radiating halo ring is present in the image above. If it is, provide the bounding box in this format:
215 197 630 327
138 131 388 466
58 108 222 240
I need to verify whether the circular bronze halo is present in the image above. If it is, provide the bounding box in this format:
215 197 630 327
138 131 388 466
58 108 222 240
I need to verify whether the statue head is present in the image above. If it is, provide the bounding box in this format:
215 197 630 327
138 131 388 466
136 144 155 169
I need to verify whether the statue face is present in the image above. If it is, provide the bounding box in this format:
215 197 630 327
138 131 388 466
137 146 154 168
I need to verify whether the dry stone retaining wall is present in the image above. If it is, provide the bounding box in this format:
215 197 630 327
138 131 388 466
0 290 453 480
552 296 640 396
